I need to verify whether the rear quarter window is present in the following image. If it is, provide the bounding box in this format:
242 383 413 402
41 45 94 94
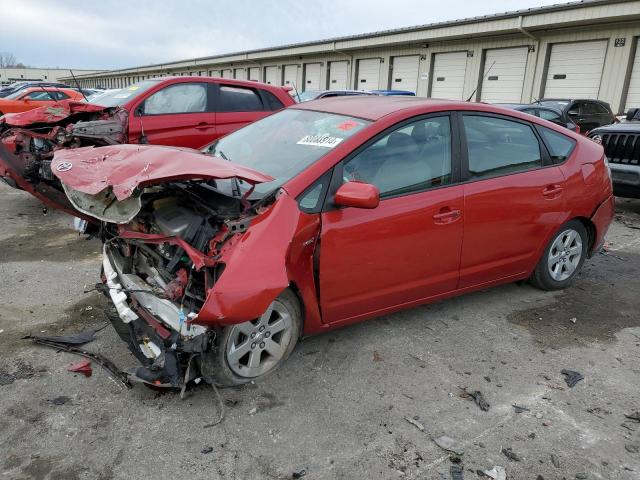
219 85 263 112
537 126 576 163
261 90 285 111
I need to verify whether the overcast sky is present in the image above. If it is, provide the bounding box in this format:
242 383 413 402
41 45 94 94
2 0 563 71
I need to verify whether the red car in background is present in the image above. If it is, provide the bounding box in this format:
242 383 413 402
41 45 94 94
49 97 614 387
0 76 295 216
0 87 85 115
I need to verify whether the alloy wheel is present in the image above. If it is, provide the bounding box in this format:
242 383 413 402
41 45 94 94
225 300 293 378
547 228 583 282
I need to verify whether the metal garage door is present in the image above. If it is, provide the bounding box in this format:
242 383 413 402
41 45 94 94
234 68 246 80
480 47 529 103
264 66 278 85
221 69 233 79
304 63 321 91
357 58 380 91
248 67 260 82
209 70 221 77
544 40 608 99
391 55 420 93
431 51 468 100
328 61 348 90
625 43 640 110
283 65 299 88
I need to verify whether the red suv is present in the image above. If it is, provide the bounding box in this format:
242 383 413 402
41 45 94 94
0 77 295 216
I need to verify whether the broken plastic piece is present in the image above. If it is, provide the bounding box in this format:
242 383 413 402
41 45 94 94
502 447 522 462
450 465 464 480
28 329 96 346
404 416 425 432
561 369 584 388
483 466 506 480
67 359 92 377
460 387 490 411
433 435 464 456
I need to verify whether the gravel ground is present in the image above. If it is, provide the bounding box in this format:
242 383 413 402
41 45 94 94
1 181 639 480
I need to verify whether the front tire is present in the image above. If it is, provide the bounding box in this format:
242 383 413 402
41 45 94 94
531 220 588 291
200 289 302 387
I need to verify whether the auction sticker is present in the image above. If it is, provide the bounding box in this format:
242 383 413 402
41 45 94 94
297 135 343 148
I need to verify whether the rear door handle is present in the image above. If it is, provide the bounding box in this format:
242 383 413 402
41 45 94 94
543 184 563 198
195 122 214 130
433 207 461 224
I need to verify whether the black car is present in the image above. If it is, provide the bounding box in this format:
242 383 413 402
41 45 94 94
0 82 69 98
588 108 640 199
296 89 375 102
500 103 579 132
534 98 615 134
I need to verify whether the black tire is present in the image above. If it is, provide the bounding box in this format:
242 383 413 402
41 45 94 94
200 288 302 387
530 220 589 291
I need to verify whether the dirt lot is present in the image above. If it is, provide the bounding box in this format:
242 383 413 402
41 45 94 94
1 181 639 480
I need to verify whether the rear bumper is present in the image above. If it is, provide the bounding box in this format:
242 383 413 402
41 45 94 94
610 163 640 186
589 194 615 255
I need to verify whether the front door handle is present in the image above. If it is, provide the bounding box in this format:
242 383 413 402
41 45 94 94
195 122 214 130
543 184 563 198
433 207 461 224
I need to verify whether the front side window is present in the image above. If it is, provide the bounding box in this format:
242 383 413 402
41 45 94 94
204 108 370 197
218 85 263 112
344 116 452 197
143 83 207 115
463 115 542 179
538 109 562 123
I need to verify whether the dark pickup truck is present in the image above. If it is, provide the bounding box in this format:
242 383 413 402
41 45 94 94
589 108 640 199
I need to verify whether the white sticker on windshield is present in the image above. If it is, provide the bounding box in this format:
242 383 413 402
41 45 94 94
297 134 343 148
113 93 132 99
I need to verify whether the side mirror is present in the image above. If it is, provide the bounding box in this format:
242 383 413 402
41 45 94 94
567 109 579 117
334 181 380 209
626 108 639 121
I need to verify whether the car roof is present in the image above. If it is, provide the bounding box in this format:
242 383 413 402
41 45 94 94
19 86 76 93
293 96 471 121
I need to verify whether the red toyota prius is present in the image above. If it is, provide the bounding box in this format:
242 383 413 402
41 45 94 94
51 96 614 387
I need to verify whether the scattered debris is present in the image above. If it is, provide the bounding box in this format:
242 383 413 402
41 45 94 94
0 360 39 386
26 329 97 346
67 359 92 377
50 396 71 405
561 369 584 388
624 412 640 423
551 454 560 468
569 317 577 324
575 473 588 479
203 383 225 428
512 405 529 413
459 387 490 411
483 376 491 383
625 444 639 454
542 421 552 427
248 407 258 415
27 335 131 388
292 469 307 479
482 466 506 480
501 447 521 462
404 416 425 432
373 350 382 362
201 446 213 454
450 464 464 480
528 432 536 439
433 435 464 456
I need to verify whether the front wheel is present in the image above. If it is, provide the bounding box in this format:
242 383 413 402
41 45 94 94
200 289 302 387
530 220 588 291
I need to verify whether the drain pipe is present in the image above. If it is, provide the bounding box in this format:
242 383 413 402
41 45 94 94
518 15 538 41
332 41 354 87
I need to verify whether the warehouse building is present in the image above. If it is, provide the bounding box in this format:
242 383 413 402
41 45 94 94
0 67 102 86
62 0 640 113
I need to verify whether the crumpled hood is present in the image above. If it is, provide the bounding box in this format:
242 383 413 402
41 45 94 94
51 144 274 223
0 100 109 127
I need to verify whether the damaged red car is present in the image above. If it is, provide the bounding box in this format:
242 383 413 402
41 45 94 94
48 97 614 387
0 76 294 215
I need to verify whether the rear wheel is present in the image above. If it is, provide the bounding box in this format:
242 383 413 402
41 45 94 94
200 289 302 387
531 220 588 290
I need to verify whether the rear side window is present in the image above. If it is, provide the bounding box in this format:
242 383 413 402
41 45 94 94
219 85 263 112
538 126 576 162
463 115 542 179
261 90 285 111
143 83 207 114
538 109 561 123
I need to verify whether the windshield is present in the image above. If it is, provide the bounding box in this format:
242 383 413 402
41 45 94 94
203 108 371 197
89 80 160 107
4 89 35 100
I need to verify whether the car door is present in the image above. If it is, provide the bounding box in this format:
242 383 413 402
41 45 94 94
128 81 215 148
318 115 464 324
458 113 567 288
212 83 277 140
